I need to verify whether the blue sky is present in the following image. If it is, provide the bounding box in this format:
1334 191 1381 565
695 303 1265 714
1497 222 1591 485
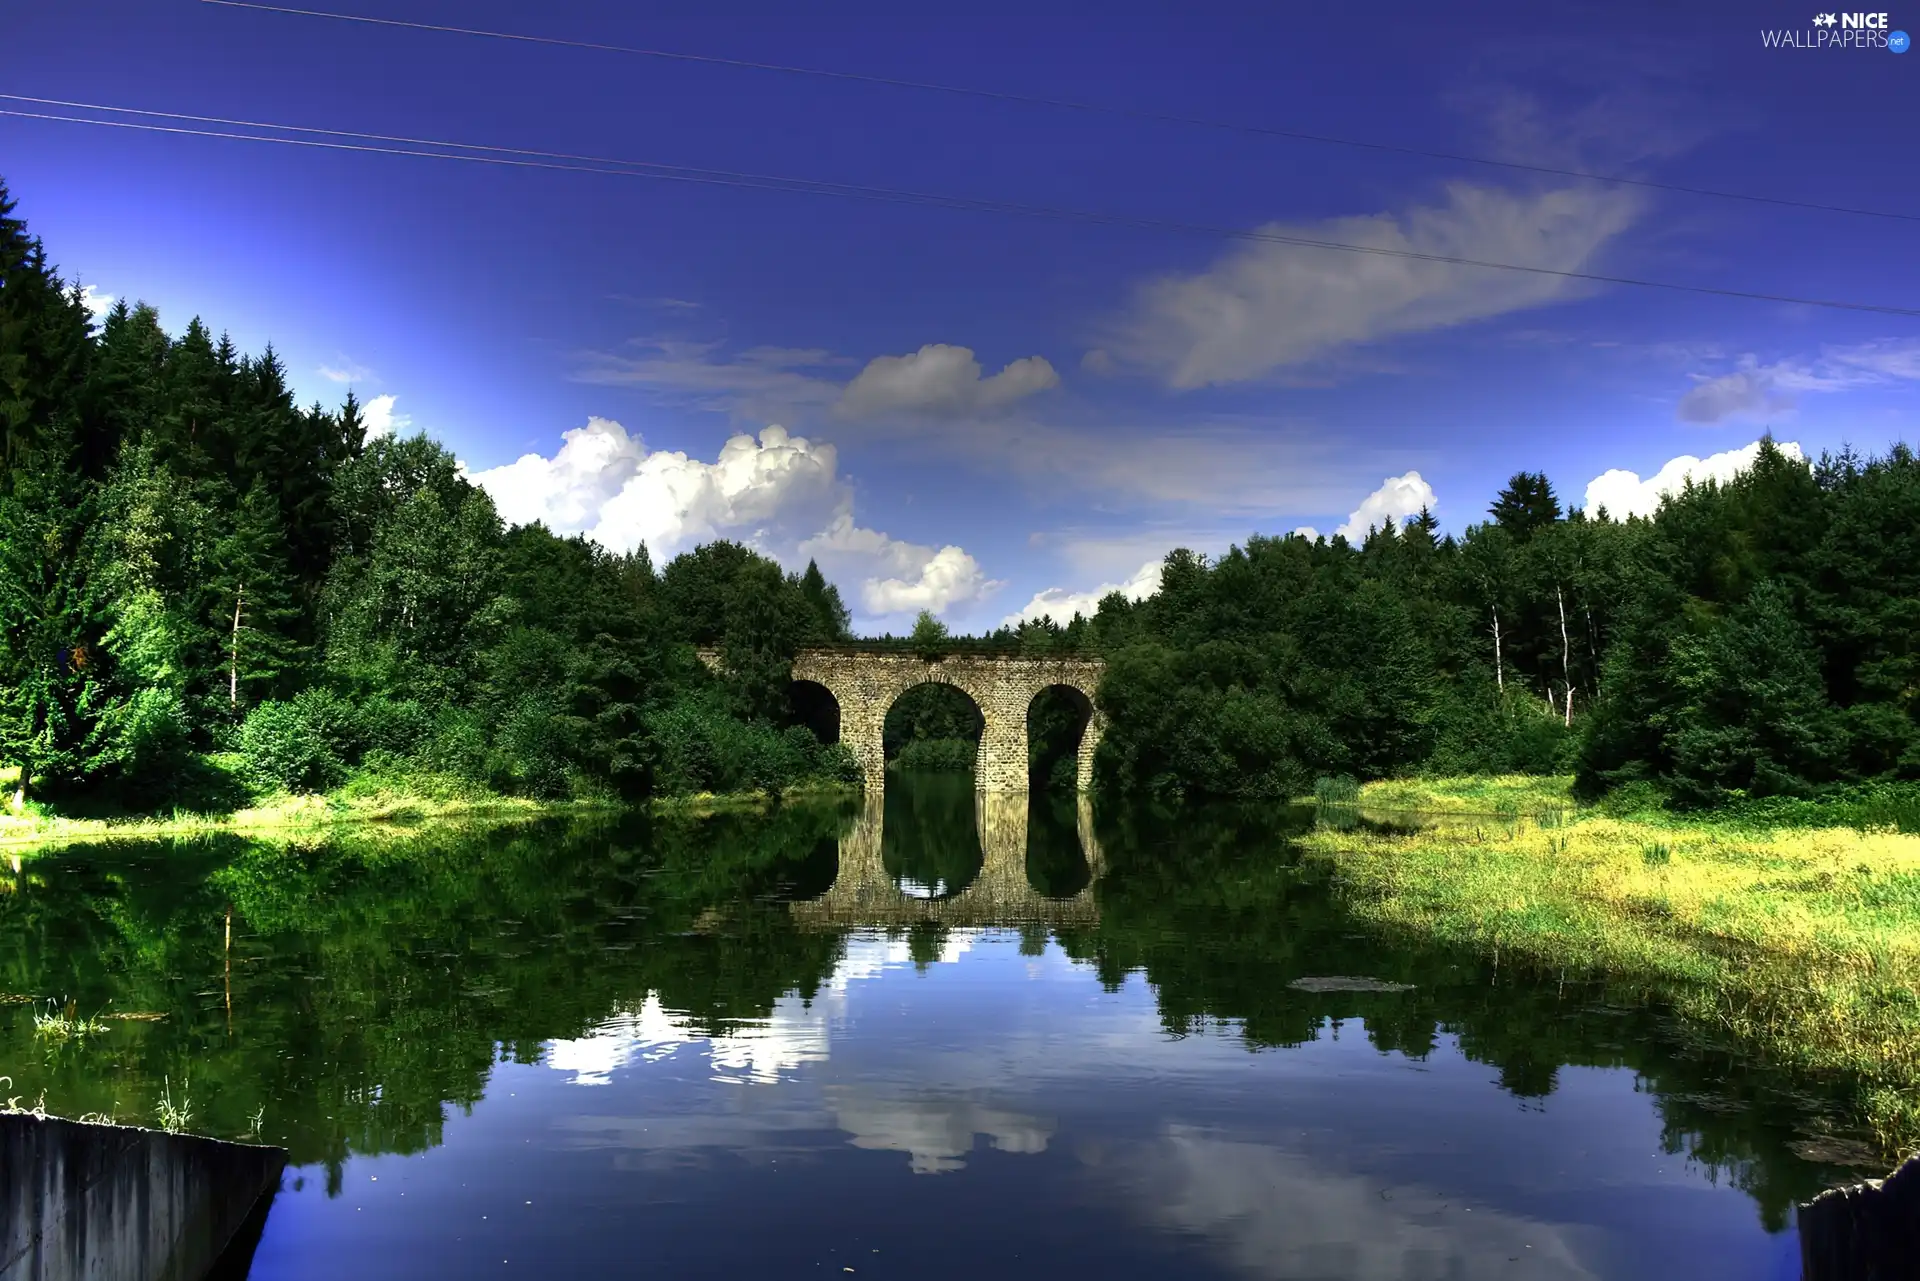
6 0 1917 632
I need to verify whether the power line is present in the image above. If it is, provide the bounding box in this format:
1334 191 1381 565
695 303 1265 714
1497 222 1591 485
198 0 1920 225
6 97 1919 319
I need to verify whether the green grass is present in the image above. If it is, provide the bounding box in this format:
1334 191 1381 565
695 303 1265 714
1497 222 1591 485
1313 773 1577 816
1298 804 1920 1156
0 764 625 854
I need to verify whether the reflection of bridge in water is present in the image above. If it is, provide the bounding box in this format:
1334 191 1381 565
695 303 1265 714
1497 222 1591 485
789 791 1105 931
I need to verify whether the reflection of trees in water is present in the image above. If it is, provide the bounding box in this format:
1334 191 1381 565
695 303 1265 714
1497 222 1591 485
0 805 855 1184
0 790 1879 1229
881 774 982 898
1060 801 1872 1230
1024 794 1091 897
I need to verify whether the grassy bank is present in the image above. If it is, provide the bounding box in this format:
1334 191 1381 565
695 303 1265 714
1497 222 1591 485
1314 773 1577 816
0 773 623 852
1298 790 1920 1155
0 758 867 851
646 780 862 816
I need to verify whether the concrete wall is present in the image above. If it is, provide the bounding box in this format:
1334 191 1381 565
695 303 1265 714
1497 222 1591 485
1 1113 285 1281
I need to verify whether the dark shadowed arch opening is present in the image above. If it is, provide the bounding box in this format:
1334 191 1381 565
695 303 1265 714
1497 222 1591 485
883 681 984 775
788 679 840 745
1027 685 1094 790
882 773 982 899
1025 793 1091 898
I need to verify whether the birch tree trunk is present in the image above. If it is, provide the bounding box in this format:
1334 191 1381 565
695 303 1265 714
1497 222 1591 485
229 584 245 709
1490 604 1505 695
1556 584 1574 727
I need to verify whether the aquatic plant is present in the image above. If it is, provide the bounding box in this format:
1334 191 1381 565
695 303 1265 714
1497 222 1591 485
155 1076 193 1134
31 1000 108 1042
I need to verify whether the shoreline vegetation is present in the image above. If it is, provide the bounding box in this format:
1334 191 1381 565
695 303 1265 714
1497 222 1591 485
0 760 860 852
1304 774 1920 1157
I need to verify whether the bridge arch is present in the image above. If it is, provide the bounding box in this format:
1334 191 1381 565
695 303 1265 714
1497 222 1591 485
883 680 984 772
789 678 841 745
787 648 1106 793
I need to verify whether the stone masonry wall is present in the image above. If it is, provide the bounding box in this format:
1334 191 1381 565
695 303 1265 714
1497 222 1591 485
788 651 1106 793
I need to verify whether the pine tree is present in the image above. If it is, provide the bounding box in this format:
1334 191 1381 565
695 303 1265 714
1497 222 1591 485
208 477 306 711
799 558 851 639
0 428 108 803
0 179 92 478
1490 472 1562 542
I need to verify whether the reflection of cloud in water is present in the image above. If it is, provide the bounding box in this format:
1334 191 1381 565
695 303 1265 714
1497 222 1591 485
827 1087 1054 1174
1124 1127 1599 1280
543 992 829 1086
543 934 980 1086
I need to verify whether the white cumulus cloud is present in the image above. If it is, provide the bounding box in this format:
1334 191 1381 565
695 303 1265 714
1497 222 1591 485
1336 470 1437 541
79 285 115 322
360 393 411 440
1583 439 1806 519
1110 182 1643 387
1003 559 1162 627
466 419 997 621
800 512 1000 619
836 344 1059 419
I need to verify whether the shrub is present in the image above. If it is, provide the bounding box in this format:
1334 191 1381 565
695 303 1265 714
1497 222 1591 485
1313 774 1360 804
420 708 492 784
355 696 432 759
892 738 976 772
239 699 343 794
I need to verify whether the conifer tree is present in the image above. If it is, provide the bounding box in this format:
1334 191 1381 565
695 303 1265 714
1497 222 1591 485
209 477 306 711
1489 472 1562 542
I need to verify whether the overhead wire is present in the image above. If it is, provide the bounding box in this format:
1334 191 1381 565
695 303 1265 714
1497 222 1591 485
5 96 1919 318
198 0 1920 225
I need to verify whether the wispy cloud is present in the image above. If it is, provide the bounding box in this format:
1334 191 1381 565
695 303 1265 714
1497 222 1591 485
1105 182 1644 388
1674 339 1920 424
319 359 375 385
574 339 846 420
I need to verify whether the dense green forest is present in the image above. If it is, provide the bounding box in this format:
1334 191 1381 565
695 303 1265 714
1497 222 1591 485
1082 439 1920 806
0 180 859 810
5 173 1916 815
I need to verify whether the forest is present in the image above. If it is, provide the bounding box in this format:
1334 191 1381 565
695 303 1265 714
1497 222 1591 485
4 173 1918 816
0 180 861 813
1084 438 1920 808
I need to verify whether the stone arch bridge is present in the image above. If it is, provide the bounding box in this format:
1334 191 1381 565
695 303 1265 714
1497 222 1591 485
700 647 1106 793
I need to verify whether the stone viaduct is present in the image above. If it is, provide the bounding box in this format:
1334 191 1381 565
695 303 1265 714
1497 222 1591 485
788 790 1105 931
700 647 1107 793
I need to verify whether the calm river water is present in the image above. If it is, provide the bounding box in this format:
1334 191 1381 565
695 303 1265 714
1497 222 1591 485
0 776 1872 1279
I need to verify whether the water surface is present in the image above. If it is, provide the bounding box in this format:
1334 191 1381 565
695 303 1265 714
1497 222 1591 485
0 777 1864 1278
